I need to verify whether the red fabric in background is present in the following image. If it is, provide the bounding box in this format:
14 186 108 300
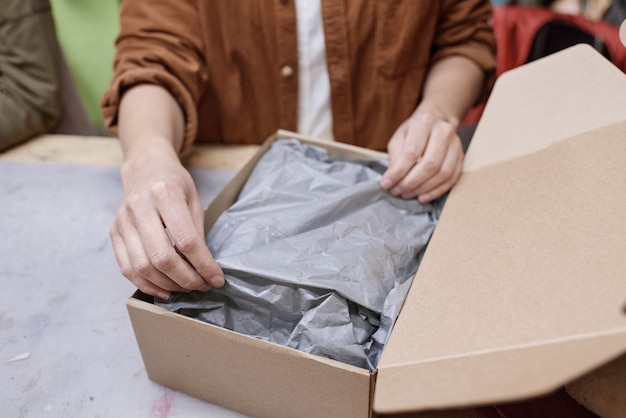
462 4 626 125
492 5 626 76
474 388 598 418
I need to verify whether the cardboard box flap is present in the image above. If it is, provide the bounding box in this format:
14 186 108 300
374 330 626 413
374 119 626 413
465 44 626 172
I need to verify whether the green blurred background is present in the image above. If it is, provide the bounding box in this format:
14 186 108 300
50 0 120 132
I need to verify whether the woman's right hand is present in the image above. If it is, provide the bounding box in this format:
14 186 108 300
110 144 225 300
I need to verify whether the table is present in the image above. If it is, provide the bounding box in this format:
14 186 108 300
1 135 257 418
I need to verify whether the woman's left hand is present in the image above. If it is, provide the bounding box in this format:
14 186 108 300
380 110 463 203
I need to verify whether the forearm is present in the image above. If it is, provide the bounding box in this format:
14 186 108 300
415 55 485 128
117 84 186 168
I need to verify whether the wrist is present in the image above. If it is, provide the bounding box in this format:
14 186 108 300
121 132 180 161
120 137 181 181
412 106 460 129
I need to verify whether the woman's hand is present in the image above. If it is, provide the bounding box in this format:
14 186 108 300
380 55 487 202
110 150 224 299
380 111 463 203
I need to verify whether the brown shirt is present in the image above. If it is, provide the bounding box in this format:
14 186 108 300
101 0 496 151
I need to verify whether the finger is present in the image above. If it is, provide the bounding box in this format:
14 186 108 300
417 159 462 202
185 194 225 287
411 134 462 196
188 188 207 239
110 220 186 299
119 186 213 291
417 145 463 202
386 123 407 166
154 186 224 288
132 204 213 291
390 122 454 197
115 212 202 292
381 115 433 191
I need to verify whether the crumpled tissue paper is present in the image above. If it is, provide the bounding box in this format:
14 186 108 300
157 139 442 370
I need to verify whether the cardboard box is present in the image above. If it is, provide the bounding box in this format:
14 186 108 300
126 45 626 417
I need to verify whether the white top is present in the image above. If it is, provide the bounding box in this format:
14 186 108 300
295 0 334 141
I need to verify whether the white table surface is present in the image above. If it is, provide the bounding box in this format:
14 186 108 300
1 160 249 418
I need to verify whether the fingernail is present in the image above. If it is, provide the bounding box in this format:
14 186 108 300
418 194 430 203
210 275 225 287
157 291 170 300
380 179 392 189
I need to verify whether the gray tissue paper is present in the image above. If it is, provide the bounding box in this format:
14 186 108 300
157 139 442 370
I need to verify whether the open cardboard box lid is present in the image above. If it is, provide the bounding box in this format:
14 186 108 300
373 44 626 414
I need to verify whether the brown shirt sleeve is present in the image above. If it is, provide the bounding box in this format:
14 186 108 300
432 0 497 102
100 0 208 151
